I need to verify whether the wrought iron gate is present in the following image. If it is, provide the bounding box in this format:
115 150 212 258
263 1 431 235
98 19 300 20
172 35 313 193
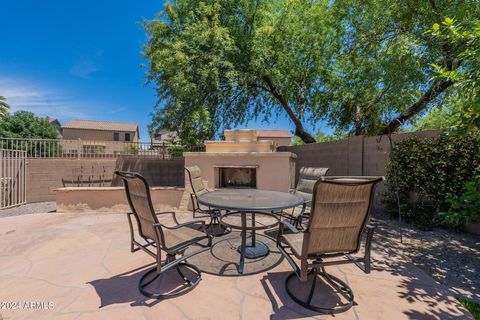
0 149 26 209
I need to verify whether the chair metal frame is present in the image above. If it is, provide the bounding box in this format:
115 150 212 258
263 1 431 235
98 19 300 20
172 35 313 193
277 176 383 314
184 166 228 235
116 171 212 299
285 167 329 228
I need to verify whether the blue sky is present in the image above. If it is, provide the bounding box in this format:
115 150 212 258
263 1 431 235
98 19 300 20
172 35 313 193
0 0 329 141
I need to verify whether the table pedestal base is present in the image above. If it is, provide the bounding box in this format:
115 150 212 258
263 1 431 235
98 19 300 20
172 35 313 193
238 241 269 259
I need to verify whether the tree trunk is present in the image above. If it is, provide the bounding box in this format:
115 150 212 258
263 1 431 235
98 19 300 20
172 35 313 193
378 80 454 135
354 105 363 136
262 77 317 144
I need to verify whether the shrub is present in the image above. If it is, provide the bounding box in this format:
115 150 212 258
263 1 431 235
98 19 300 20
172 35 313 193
439 170 480 228
167 146 187 157
384 132 480 229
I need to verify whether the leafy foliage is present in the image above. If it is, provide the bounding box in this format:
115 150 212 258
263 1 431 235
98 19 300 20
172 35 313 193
144 0 337 144
0 111 60 157
439 169 480 228
0 111 58 139
145 1 480 143
459 298 480 320
416 18 480 133
384 132 480 229
0 96 10 117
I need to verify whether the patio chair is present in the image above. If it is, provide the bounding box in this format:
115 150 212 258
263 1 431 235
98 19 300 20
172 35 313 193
184 165 227 235
277 176 384 314
115 171 212 299
284 166 329 227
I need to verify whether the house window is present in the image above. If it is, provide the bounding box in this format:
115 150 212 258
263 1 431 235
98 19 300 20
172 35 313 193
113 132 120 141
125 133 131 142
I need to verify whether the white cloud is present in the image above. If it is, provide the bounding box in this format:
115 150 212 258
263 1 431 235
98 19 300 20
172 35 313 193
0 77 88 119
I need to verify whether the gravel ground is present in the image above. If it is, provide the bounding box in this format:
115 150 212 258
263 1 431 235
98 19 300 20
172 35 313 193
0 201 56 218
372 212 480 302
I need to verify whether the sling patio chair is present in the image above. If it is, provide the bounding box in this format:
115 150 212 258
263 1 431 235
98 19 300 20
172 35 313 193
283 166 329 228
184 165 228 235
115 171 212 299
277 176 384 314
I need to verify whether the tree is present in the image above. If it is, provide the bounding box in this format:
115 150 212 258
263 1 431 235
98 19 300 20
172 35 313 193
0 96 10 117
145 1 480 143
145 0 337 144
323 1 480 136
0 111 58 139
411 19 480 133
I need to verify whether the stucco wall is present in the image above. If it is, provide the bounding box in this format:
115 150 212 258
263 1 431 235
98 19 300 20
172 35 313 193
26 158 117 203
55 187 185 213
184 152 296 192
279 130 442 208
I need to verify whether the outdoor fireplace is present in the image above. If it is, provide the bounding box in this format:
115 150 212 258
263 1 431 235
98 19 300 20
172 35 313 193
218 166 257 188
184 129 296 193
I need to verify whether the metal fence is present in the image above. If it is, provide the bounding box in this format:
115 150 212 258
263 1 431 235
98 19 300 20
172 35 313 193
0 137 204 159
1 149 27 209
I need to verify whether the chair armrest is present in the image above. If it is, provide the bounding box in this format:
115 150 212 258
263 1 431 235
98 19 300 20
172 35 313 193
155 211 179 224
158 220 206 230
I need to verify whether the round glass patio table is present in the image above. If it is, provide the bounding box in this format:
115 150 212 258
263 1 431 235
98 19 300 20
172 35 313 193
197 189 303 274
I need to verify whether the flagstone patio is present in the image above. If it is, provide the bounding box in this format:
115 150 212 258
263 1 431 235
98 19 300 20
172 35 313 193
0 212 473 320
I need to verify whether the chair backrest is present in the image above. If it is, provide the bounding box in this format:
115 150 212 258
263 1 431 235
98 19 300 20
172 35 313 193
185 165 208 196
115 171 161 243
305 176 383 256
295 167 329 203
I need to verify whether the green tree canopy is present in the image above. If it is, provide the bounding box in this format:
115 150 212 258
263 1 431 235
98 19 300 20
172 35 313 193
0 111 58 139
145 0 336 144
325 1 480 136
412 19 480 133
144 0 480 144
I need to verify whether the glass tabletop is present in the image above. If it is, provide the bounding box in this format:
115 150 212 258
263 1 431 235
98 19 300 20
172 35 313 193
197 189 304 211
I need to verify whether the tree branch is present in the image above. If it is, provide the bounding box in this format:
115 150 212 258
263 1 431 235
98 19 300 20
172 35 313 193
378 80 454 135
262 76 316 143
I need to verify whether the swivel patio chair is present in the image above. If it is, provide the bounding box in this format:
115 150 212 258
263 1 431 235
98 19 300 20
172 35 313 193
284 167 329 227
115 171 212 299
185 165 228 235
277 176 383 314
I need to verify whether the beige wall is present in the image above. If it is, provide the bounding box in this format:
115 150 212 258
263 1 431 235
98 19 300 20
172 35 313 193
224 130 258 141
204 141 274 153
279 130 443 209
62 128 138 142
184 152 296 192
26 158 117 203
261 137 291 147
56 186 185 213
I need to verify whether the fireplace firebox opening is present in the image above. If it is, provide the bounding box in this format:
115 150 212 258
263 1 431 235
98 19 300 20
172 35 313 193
218 167 257 189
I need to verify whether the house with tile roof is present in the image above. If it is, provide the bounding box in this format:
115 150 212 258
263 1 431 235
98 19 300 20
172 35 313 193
60 119 140 156
61 119 139 142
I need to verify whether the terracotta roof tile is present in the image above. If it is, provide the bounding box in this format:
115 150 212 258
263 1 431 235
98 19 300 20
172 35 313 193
62 119 138 132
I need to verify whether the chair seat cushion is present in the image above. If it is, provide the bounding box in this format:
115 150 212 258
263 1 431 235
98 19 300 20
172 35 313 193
282 232 304 257
163 225 206 250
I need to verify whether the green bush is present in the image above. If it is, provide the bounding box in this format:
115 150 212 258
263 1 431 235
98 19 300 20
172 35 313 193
167 146 187 157
439 170 480 228
384 132 480 229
